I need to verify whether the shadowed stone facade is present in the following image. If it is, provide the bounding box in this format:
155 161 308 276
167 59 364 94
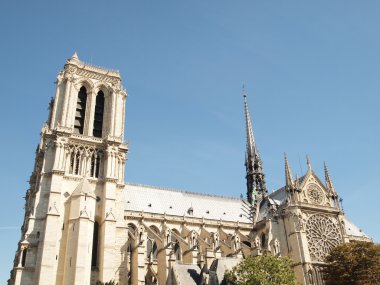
9 55 370 285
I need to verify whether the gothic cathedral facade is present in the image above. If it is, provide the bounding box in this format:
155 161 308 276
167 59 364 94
9 54 370 285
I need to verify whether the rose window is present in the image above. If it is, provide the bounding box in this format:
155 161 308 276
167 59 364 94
306 214 341 262
307 184 324 204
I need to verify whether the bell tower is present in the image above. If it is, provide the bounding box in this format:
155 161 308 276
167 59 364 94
9 53 128 285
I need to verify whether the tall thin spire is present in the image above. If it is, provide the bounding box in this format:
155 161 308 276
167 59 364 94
324 161 341 210
285 153 294 189
243 92 257 162
324 162 336 195
243 91 267 214
295 174 300 190
306 155 312 173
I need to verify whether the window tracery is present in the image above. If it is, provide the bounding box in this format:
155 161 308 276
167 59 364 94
306 214 342 262
146 228 158 261
308 266 324 285
307 184 324 205
66 144 103 178
171 233 182 261
146 239 158 261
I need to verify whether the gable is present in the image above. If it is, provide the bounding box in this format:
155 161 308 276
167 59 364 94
299 171 330 207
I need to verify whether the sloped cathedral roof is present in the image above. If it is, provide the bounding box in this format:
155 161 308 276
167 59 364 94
124 183 252 223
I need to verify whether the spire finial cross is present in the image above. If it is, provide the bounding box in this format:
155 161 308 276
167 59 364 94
306 155 312 171
242 83 247 97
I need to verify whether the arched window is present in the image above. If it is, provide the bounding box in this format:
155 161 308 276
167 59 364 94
91 221 99 268
74 87 87 135
93 91 105 138
90 150 102 178
21 248 27 267
171 233 181 261
95 154 101 178
147 228 159 261
75 152 80 175
90 153 96 177
146 239 158 261
69 150 80 175
261 233 266 248
69 152 75 174
174 241 181 260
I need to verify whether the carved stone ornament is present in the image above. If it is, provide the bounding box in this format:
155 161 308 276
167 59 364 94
64 65 77 81
271 238 281 255
254 236 261 249
307 184 324 205
306 214 342 262
289 211 306 232
76 68 119 85
211 232 220 250
56 70 64 83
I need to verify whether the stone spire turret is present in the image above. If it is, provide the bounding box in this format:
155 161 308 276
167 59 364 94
285 153 294 190
71 51 79 60
324 162 335 193
324 162 340 210
306 155 312 173
294 174 300 190
243 92 267 223
244 94 257 166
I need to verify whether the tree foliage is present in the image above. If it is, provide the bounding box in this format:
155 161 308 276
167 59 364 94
225 255 299 285
96 280 118 285
323 241 380 285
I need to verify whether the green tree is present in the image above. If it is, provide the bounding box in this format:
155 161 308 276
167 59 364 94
225 255 299 285
323 241 380 285
96 280 118 285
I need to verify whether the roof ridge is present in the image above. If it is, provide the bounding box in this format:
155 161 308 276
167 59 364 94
125 182 245 201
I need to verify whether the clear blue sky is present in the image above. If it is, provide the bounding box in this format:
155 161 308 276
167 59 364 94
1 0 379 283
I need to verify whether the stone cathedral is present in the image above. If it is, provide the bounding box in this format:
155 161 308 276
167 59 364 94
9 54 370 285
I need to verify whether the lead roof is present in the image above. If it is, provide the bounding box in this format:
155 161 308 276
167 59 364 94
124 183 252 223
